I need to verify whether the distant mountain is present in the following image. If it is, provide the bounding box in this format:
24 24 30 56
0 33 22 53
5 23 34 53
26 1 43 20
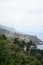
0 25 41 44
0 25 16 32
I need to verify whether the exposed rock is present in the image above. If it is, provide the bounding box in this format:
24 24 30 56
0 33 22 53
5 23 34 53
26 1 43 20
0 25 41 44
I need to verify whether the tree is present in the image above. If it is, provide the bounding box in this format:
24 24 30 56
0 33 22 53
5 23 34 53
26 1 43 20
19 40 25 48
26 40 33 51
0 34 7 40
13 38 19 44
26 40 36 52
13 38 25 48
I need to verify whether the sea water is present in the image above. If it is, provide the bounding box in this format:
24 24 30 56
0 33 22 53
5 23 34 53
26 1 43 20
29 33 43 50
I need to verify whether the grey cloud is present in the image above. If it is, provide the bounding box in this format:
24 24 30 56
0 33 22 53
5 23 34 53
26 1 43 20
0 0 43 33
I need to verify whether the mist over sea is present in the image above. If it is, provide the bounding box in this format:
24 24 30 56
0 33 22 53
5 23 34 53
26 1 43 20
36 33 43 41
29 33 43 41
36 33 43 50
29 33 43 50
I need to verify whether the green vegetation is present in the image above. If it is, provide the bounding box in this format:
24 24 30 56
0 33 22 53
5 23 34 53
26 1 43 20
0 34 42 65
0 34 7 40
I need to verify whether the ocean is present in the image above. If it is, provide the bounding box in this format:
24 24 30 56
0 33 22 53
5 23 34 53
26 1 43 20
29 33 43 41
29 33 43 50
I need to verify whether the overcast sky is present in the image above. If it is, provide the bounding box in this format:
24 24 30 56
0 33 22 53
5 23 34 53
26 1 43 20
0 0 43 33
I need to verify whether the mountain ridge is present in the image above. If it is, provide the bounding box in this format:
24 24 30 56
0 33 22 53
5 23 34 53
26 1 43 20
0 25 16 32
0 25 41 44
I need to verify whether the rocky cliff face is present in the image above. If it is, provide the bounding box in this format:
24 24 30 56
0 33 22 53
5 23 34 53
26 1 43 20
0 25 41 44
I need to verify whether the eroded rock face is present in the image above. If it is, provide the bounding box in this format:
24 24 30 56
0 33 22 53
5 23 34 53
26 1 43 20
0 26 41 44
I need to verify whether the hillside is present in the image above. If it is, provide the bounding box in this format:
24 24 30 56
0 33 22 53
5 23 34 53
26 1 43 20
0 34 42 65
0 25 41 44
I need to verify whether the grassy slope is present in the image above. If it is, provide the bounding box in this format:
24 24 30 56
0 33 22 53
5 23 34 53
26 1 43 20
0 35 42 65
